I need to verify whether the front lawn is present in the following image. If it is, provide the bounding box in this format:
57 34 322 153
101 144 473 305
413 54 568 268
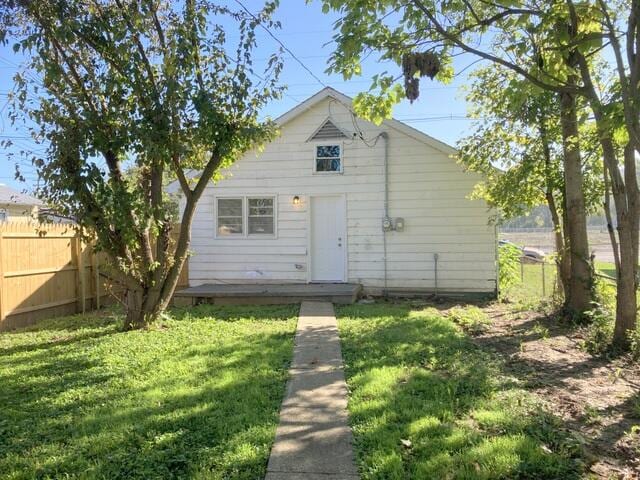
337 303 584 479
0 304 298 480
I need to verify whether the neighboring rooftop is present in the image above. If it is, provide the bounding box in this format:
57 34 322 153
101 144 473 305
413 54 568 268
0 184 43 206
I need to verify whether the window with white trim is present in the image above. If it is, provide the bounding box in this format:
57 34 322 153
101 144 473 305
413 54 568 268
314 144 342 173
216 198 243 236
215 196 276 237
248 197 274 235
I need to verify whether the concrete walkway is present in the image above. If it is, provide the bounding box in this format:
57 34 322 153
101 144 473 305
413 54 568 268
265 301 359 480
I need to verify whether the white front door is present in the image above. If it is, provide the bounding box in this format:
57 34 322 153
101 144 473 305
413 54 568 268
310 195 346 282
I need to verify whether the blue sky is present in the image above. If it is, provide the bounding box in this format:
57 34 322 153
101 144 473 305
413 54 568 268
0 0 479 192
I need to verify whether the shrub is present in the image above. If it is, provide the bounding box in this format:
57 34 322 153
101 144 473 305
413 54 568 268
581 278 617 355
628 326 640 360
593 276 617 313
581 306 614 355
498 242 522 294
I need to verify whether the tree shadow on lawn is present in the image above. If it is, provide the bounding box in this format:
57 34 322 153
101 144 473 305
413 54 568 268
471 307 640 474
0 304 298 480
336 303 585 480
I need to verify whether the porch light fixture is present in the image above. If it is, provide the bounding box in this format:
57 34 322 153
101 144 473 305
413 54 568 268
293 195 301 205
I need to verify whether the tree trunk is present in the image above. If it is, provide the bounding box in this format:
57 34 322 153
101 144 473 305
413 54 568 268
592 134 638 349
586 100 639 351
548 193 570 297
602 163 621 272
612 144 639 348
125 288 148 330
559 206 573 298
123 224 191 330
540 120 570 297
559 90 593 315
568 38 638 348
567 2 639 348
120 151 224 330
614 239 637 348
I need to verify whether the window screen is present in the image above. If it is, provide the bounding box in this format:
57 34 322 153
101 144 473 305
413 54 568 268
217 198 243 235
248 198 274 235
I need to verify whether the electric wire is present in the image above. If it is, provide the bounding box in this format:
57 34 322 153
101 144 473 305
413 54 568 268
234 0 327 88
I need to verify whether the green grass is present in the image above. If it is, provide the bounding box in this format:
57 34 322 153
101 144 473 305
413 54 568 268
595 261 616 279
503 263 558 303
336 303 584 479
0 304 298 480
503 261 618 305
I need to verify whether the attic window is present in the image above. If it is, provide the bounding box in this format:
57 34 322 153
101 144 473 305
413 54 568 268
315 145 342 173
309 119 347 141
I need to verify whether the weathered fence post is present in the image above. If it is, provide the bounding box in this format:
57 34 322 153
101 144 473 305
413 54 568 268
91 248 100 310
75 236 86 314
0 231 4 323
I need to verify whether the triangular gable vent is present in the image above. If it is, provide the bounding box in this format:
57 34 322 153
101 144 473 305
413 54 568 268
309 119 348 141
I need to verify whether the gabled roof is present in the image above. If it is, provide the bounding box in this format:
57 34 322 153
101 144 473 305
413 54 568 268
276 87 457 155
0 184 42 206
166 87 457 194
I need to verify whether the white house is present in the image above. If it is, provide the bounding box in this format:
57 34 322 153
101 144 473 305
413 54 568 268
0 184 42 223
176 87 497 297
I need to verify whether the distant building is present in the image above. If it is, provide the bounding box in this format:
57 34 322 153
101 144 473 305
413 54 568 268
0 184 42 222
38 207 76 224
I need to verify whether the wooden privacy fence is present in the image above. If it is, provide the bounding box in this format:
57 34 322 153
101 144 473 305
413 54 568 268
0 222 188 330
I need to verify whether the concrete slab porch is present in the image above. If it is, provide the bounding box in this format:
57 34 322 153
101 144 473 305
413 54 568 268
173 283 362 306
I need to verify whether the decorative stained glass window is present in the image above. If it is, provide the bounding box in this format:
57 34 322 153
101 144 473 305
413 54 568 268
248 198 274 235
315 144 342 172
216 198 243 235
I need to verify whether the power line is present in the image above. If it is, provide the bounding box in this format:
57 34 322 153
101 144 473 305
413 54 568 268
285 81 460 90
254 53 330 62
0 135 34 140
0 56 20 68
402 117 475 123
226 29 334 38
280 86 461 97
239 63 301 104
398 114 472 121
234 0 327 88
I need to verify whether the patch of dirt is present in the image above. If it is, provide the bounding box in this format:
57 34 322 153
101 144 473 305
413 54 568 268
475 305 640 479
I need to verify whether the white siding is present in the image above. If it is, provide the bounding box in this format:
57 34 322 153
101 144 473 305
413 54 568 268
185 96 496 294
0 204 39 223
